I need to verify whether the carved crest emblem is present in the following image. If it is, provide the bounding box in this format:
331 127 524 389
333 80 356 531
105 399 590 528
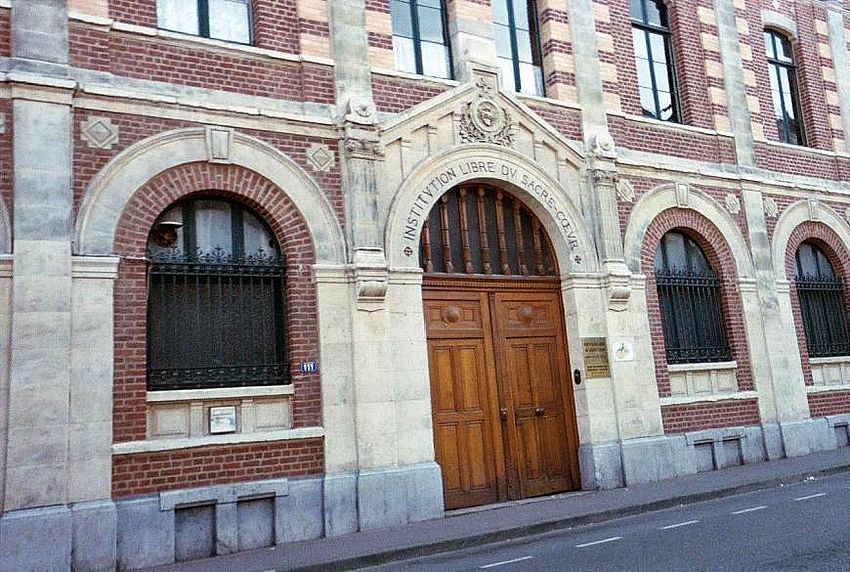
459 81 514 146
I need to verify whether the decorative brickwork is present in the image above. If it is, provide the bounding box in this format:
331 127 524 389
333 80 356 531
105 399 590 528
641 208 756 420
112 163 321 443
112 438 325 497
783 221 850 387
661 399 761 433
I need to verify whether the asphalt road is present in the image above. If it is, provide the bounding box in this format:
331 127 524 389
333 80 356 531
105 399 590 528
359 472 850 572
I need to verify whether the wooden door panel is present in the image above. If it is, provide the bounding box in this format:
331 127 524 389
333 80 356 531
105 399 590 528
425 293 502 510
495 291 578 499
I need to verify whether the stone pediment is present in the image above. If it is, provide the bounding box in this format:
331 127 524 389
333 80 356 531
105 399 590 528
377 69 585 203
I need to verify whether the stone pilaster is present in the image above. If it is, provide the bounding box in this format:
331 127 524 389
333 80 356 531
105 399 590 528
566 0 608 141
329 0 373 118
826 5 850 148
446 0 498 82
740 188 828 458
713 0 755 167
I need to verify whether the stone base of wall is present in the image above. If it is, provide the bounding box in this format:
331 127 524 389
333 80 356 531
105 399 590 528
0 464 444 571
579 417 849 491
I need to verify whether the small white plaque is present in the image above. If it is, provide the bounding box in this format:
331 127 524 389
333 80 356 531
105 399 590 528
612 340 634 362
209 405 237 434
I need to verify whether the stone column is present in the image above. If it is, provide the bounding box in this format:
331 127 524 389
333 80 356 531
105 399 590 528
826 5 850 148
740 188 833 458
713 0 755 167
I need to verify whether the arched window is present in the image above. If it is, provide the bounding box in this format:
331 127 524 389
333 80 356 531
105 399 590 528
654 231 731 363
492 0 544 96
146 197 289 390
631 0 680 122
764 29 805 145
390 0 452 79
419 186 556 276
795 241 850 357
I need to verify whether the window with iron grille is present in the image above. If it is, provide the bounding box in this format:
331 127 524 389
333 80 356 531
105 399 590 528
146 198 289 391
794 241 850 357
492 0 545 96
390 0 453 79
654 231 731 364
764 29 805 146
157 0 252 44
631 0 681 122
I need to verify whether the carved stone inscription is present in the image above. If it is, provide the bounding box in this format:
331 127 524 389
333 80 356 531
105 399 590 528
401 158 581 257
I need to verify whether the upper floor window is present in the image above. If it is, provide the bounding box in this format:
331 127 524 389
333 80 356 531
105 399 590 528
157 0 252 45
493 0 544 96
794 241 849 357
391 0 452 79
654 231 731 364
631 0 680 122
764 30 805 145
146 198 288 390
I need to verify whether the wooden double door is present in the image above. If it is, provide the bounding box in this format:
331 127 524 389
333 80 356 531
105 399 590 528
424 282 580 510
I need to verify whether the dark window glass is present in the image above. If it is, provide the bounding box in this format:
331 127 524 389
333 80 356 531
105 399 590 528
492 0 544 96
146 198 289 390
157 0 251 44
795 241 850 357
654 232 731 364
765 30 805 145
631 0 680 122
390 0 452 79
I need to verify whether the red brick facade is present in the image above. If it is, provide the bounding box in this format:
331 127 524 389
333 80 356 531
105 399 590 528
112 438 324 497
111 163 323 493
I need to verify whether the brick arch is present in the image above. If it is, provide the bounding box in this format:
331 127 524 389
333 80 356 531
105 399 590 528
641 208 756 422
113 162 321 443
783 221 850 387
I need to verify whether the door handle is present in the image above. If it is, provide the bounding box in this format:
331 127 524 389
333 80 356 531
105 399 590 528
534 406 545 416
500 408 508 421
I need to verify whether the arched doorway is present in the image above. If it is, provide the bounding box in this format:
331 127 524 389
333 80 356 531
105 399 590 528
421 184 580 510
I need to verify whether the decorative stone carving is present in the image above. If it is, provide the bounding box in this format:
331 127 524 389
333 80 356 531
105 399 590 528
591 168 619 187
459 80 514 146
724 193 741 215
616 178 635 202
80 116 119 150
675 183 689 208
205 125 234 163
606 269 632 312
344 135 384 160
808 199 820 222
763 196 779 218
345 96 377 125
590 130 616 158
306 143 335 173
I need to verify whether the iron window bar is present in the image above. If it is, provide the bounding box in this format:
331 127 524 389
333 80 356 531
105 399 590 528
795 274 850 358
655 268 732 364
147 247 289 391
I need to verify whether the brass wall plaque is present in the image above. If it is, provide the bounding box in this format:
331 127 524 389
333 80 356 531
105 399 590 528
582 337 610 379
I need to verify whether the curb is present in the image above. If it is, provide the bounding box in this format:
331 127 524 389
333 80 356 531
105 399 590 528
286 463 850 572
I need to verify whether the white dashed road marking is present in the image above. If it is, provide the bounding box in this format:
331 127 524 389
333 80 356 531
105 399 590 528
575 536 623 548
479 556 534 568
794 493 826 501
659 519 700 530
731 505 767 515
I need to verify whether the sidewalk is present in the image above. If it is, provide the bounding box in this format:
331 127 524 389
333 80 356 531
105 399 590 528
147 448 850 572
